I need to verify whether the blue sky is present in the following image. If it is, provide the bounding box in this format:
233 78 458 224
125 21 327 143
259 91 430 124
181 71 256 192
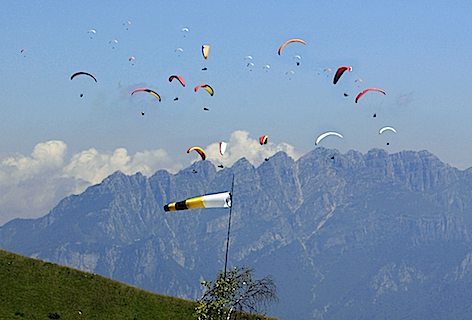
0 1 472 223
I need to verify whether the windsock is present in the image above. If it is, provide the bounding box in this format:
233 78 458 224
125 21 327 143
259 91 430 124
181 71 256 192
164 191 231 212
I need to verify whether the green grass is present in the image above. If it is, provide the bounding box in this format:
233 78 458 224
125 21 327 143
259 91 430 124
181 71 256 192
0 250 276 320
0 249 197 319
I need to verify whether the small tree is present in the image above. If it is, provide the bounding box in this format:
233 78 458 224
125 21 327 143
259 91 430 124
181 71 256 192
195 266 278 320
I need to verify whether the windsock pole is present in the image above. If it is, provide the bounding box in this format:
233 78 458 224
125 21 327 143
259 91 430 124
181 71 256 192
224 174 235 278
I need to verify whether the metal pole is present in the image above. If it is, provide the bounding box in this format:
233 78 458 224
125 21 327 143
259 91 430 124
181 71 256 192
224 174 235 278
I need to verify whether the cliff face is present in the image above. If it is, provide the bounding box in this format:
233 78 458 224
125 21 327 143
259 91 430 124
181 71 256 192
2 148 472 319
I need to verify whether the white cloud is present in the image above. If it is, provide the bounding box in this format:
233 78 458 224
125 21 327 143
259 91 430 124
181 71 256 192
1 140 66 180
0 141 182 226
63 147 181 185
0 141 70 225
0 131 300 225
204 130 300 167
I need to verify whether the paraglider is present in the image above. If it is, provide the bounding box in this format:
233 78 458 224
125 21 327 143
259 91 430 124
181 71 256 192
293 55 302 66
277 38 306 55
128 56 136 66
219 141 227 156
169 75 186 87
87 29 96 39
355 88 386 103
181 27 189 37
164 191 231 212
333 66 353 85
194 84 214 96
259 135 269 145
202 44 211 59
123 20 132 30
109 39 118 49
187 146 206 160
175 48 184 56
263 64 271 71
318 67 332 78
131 88 161 102
315 131 343 145
379 126 397 134
70 72 97 83
285 70 295 80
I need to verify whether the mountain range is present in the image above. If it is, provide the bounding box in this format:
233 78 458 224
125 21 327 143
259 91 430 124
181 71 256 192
2 147 472 319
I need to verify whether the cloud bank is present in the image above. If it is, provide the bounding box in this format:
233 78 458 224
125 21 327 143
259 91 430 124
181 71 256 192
203 130 300 167
0 130 299 225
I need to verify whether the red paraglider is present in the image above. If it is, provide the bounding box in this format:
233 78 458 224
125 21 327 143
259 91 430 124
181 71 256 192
355 88 386 103
259 135 269 145
333 66 352 85
169 75 186 87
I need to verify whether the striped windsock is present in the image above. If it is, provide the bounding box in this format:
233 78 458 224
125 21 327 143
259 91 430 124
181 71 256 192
164 192 231 212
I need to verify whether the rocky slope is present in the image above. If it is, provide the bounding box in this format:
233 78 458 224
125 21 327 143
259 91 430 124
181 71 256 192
2 148 472 319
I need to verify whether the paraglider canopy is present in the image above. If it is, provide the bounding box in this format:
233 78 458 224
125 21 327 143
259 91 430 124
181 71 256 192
315 131 343 145
355 88 386 103
131 88 161 102
219 141 227 156
202 44 211 59
379 126 397 135
70 71 97 83
169 75 186 87
277 38 306 55
333 66 353 85
194 84 214 96
187 146 206 160
259 135 269 145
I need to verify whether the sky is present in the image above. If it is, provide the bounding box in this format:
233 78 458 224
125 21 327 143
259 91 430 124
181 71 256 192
1 0 472 224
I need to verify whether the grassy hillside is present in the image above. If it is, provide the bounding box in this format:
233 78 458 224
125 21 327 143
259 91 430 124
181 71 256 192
0 249 195 319
0 249 198 319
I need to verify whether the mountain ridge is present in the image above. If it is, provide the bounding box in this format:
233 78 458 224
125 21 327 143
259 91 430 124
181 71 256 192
2 147 472 319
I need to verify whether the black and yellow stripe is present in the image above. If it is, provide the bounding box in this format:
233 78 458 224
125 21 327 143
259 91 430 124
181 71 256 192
164 192 231 212
164 196 206 212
